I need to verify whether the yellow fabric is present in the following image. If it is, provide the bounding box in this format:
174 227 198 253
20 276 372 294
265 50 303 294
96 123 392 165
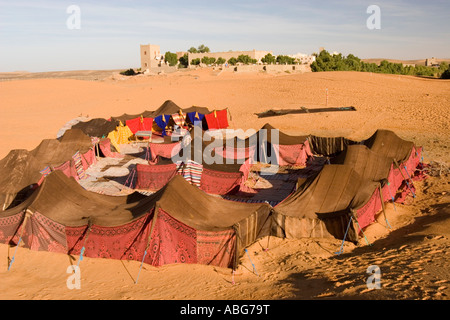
117 123 133 144
107 122 134 153
107 130 121 153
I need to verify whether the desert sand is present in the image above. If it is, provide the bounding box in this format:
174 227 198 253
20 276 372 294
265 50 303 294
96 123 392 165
0 68 449 301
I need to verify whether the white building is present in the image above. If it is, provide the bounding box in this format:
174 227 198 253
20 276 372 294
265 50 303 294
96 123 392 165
288 53 316 65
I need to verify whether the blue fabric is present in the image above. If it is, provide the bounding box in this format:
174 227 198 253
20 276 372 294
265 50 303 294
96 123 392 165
187 112 205 126
154 115 170 136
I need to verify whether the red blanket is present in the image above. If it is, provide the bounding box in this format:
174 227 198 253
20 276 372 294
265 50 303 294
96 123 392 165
204 109 229 129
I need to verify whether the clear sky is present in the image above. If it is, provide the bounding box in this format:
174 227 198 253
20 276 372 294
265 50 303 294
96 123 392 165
1 0 449 72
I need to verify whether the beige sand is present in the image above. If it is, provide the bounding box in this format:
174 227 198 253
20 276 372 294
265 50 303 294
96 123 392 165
0 69 449 300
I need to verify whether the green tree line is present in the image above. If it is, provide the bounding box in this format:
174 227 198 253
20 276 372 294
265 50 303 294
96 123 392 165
310 50 450 78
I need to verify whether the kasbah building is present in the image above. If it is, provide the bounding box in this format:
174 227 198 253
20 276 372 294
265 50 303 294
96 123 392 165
140 43 316 71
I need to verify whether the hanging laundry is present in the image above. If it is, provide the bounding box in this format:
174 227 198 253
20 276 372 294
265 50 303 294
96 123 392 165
187 111 205 127
204 109 229 130
171 111 186 127
126 116 154 134
154 115 170 136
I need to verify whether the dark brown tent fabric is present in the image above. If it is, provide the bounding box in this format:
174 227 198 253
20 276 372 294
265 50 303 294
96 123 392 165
0 132 94 211
0 150 42 210
110 100 212 123
0 170 152 226
259 123 308 146
308 129 414 161
151 100 211 118
1 171 272 268
29 138 92 167
332 144 393 183
307 135 359 157
110 112 153 124
58 128 94 150
4 170 272 232
363 129 414 163
72 118 118 138
273 164 379 242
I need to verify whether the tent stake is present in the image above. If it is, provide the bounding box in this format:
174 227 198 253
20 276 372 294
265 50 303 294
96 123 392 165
244 249 259 276
394 160 416 198
8 211 31 271
386 182 397 211
335 216 353 255
378 184 392 229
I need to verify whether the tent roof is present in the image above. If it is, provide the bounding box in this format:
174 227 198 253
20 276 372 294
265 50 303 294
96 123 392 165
0 150 43 195
72 118 118 138
4 171 270 230
155 175 271 231
364 129 414 163
332 144 392 182
110 100 212 123
0 131 93 197
275 164 379 218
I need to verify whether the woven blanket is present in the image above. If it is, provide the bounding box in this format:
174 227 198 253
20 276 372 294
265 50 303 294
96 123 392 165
72 151 87 180
176 160 203 187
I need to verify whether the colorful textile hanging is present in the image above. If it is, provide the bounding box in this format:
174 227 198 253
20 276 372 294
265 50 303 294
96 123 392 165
204 109 229 130
176 160 203 187
171 111 186 127
72 151 87 180
126 116 154 134
187 112 205 126
154 115 170 136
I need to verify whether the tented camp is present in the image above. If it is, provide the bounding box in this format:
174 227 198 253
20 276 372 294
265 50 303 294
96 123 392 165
0 108 426 272
0 171 273 269
0 129 97 211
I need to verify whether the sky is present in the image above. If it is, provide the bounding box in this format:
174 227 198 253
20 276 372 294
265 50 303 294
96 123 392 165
0 0 449 72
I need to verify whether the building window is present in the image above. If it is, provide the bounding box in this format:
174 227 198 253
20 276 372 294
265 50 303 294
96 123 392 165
144 51 147 55
145 63 148 67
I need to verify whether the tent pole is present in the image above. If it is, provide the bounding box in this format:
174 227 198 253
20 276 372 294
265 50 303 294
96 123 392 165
378 183 391 229
8 209 32 271
393 160 416 198
335 216 353 255
77 220 92 268
136 208 159 284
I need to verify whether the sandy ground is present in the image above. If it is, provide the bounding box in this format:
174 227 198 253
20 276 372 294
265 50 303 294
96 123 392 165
0 68 449 301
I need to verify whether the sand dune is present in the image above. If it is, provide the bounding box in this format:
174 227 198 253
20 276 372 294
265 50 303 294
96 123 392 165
0 69 449 300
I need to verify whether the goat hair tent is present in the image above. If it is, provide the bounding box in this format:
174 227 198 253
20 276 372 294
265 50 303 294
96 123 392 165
72 118 118 138
273 164 381 243
135 157 249 195
110 100 211 125
149 123 313 167
0 171 272 269
0 129 97 211
273 133 422 242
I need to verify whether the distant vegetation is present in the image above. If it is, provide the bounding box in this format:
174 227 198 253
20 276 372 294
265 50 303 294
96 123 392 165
201 56 216 65
311 50 449 78
216 57 226 65
440 62 450 79
164 52 178 67
261 53 276 64
120 68 137 76
227 57 237 66
191 58 201 65
188 44 210 54
276 55 296 65
179 53 189 68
